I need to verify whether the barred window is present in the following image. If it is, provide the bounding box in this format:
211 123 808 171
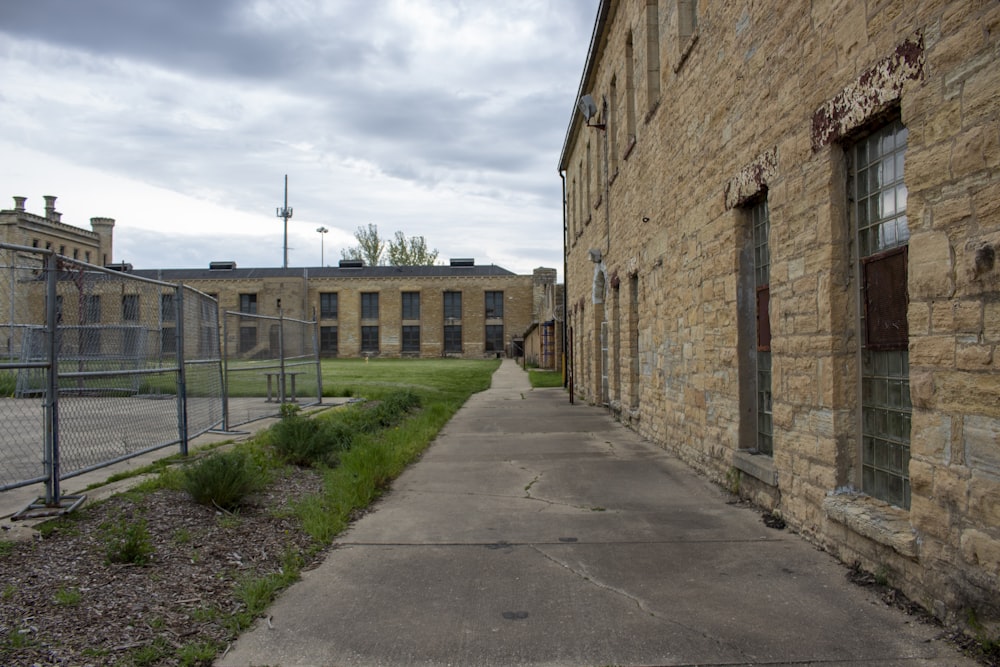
402 292 420 320
485 291 504 319
162 327 178 355
485 324 504 352
238 293 257 315
161 293 176 321
402 325 420 353
320 326 338 355
444 325 462 353
238 326 256 354
752 199 772 456
122 295 139 322
361 293 379 320
850 119 911 509
444 291 462 320
83 295 101 324
320 293 338 319
361 325 379 353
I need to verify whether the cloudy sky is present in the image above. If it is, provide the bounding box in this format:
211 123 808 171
0 0 599 276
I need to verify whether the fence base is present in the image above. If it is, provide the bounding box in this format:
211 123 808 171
11 494 87 521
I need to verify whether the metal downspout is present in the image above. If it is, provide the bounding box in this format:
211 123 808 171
560 169 573 405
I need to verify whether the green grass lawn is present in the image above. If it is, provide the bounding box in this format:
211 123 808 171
528 368 564 388
319 357 499 402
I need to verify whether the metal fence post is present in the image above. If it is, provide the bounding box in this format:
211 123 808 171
313 314 323 404
175 285 189 456
278 301 286 404
44 252 60 506
222 308 230 431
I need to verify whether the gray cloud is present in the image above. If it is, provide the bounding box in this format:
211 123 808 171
0 0 600 276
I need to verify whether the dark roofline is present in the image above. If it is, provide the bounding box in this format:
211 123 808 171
131 264 522 281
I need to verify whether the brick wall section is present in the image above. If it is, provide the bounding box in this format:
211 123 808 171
561 0 999 624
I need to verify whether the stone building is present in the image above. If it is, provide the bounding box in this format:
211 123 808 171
134 261 547 360
0 195 114 266
521 267 565 371
559 1 999 624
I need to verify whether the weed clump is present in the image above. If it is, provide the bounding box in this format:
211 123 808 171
268 391 420 468
101 515 154 565
182 450 264 511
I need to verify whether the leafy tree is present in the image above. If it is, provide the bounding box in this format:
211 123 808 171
386 231 439 266
341 223 386 266
341 224 439 266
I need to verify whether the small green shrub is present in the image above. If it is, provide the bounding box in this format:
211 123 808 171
102 516 154 565
182 450 264 511
279 402 301 419
270 412 354 467
54 586 82 606
269 414 322 466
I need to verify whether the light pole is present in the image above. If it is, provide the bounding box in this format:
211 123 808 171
276 174 293 269
316 226 328 266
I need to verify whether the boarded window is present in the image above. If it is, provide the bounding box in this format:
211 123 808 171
862 247 908 351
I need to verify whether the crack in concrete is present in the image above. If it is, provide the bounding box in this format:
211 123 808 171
530 543 660 617
516 462 612 513
529 543 753 662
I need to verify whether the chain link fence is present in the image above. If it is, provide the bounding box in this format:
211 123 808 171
0 244 224 513
222 310 321 429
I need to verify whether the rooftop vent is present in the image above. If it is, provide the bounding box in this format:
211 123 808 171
339 259 364 268
209 261 237 270
450 258 475 267
105 262 133 272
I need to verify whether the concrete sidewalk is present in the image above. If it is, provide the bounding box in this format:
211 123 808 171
218 359 973 667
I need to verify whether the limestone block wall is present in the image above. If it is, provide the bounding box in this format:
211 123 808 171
560 0 999 624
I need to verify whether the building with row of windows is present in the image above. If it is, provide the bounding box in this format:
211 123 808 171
560 1 999 624
132 261 550 360
2 196 558 365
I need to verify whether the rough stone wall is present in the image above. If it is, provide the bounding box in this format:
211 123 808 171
561 0 999 624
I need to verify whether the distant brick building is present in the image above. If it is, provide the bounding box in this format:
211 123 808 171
1 194 554 361
135 261 548 360
0 195 114 266
560 1 999 624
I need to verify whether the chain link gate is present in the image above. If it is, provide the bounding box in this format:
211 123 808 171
0 244 224 518
222 308 321 429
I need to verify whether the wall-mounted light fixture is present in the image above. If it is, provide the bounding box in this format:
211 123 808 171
577 94 606 130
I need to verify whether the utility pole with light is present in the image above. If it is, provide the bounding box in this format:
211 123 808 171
316 226 329 266
276 174 293 269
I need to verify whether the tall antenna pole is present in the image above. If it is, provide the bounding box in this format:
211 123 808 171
276 174 293 268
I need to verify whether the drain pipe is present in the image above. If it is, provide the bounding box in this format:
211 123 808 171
560 169 573 404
